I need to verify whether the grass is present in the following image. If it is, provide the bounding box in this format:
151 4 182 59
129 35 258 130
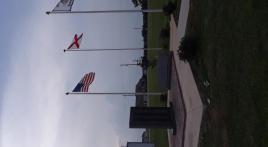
147 1 169 146
146 1 180 147
185 0 268 146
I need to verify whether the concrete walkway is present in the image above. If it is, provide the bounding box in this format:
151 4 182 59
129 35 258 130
168 0 203 147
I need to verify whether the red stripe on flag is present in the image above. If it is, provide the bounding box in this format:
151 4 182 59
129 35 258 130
79 72 95 92
82 74 89 92
84 73 94 92
84 74 91 92
87 73 95 91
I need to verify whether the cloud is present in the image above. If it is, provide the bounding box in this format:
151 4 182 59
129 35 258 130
0 11 68 147
0 0 144 147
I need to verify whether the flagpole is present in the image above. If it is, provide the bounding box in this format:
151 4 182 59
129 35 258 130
63 48 162 52
46 9 162 15
65 92 166 96
120 64 139 66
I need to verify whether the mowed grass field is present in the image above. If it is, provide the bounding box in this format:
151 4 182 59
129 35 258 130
146 1 180 147
185 0 268 147
147 1 169 147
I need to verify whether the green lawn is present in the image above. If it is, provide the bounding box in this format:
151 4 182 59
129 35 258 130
147 1 169 146
185 0 268 147
146 1 180 147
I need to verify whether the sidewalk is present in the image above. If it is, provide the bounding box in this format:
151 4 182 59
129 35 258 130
168 1 203 146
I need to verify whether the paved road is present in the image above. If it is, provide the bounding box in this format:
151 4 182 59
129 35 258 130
168 0 203 147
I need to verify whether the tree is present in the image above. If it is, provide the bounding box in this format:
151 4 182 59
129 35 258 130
131 0 143 7
159 25 170 50
159 27 170 40
131 0 139 7
163 1 176 16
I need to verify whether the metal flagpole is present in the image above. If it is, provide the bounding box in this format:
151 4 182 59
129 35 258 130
63 48 162 52
66 92 166 96
46 9 162 15
133 27 142 30
120 64 139 66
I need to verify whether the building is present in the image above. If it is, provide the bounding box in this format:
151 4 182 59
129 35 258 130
135 75 148 107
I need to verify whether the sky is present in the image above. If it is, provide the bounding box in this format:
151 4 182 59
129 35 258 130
0 0 145 147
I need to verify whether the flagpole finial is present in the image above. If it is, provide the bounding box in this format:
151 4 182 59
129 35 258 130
46 11 51 15
66 92 70 95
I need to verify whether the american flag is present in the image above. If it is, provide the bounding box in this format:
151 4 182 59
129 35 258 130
72 72 95 92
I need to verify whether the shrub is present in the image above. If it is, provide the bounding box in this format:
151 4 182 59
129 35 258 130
177 36 198 61
159 28 170 40
159 25 170 50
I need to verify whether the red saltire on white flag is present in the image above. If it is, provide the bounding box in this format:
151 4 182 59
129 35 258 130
67 33 83 49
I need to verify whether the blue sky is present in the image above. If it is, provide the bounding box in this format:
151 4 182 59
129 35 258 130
0 0 144 147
